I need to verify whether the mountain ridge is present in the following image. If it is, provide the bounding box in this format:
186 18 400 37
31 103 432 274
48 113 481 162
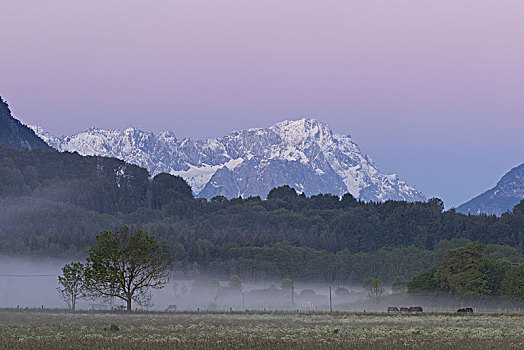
457 163 524 216
31 118 426 202
0 97 54 152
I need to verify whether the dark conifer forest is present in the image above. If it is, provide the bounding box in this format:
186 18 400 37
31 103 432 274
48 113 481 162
1 144 524 284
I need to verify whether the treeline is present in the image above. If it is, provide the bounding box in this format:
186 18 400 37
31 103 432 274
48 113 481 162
0 144 191 214
147 194 524 253
2 145 524 283
169 239 523 284
408 242 524 302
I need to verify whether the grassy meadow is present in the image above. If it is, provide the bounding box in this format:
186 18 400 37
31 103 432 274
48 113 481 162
1 310 524 349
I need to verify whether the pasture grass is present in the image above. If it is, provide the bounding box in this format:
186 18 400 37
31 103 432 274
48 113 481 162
1 309 524 349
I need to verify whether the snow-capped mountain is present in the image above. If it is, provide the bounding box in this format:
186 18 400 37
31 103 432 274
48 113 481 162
457 163 524 216
30 118 426 202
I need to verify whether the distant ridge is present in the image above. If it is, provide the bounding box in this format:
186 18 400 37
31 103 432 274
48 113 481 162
457 164 524 216
33 118 425 202
0 97 54 152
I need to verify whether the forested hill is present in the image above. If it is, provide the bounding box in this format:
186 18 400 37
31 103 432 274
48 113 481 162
2 144 524 283
0 143 191 213
0 97 54 151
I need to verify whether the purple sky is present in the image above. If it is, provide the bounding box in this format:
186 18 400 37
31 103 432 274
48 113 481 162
1 0 524 208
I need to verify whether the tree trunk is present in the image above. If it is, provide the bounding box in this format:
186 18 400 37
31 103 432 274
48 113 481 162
127 297 132 312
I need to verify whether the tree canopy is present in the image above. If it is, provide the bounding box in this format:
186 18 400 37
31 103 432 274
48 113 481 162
2 145 524 285
84 226 173 311
407 242 515 299
57 262 88 311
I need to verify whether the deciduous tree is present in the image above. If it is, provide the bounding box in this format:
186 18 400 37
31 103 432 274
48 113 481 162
84 226 173 312
391 276 407 293
57 262 88 311
363 277 384 309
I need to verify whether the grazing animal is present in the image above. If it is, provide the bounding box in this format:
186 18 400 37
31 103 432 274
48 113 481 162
400 307 409 312
408 306 423 312
387 307 399 313
458 308 473 313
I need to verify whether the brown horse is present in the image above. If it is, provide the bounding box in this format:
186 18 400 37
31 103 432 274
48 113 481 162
408 306 423 312
458 308 473 313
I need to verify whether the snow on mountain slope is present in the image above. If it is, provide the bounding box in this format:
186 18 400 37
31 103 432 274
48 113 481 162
30 118 426 202
457 163 524 216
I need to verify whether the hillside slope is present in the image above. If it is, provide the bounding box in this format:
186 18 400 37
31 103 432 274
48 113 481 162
0 97 53 151
457 163 524 216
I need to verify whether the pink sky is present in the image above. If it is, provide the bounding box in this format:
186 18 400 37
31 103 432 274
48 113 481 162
1 0 524 207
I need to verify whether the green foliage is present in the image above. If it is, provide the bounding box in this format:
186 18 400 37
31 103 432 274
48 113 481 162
500 265 524 302
408 243 512 298
340 193 357 208
0 97 54 152
391 276 407 293
104 324 120 332
149 173 193 209
471 259 510 297
406 267 440 294
211 195 228 203
435 242 488 294
363 278 384 306
267 185 297 200
3 145 524 286
427 197 445 212
0 144 152 214
57 262 88 311
84 226 173 311
485 244 524 262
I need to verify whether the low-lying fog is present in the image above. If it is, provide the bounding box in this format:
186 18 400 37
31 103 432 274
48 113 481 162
1 256 521 313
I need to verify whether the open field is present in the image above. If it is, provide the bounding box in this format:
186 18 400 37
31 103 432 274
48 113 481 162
1 310 524 349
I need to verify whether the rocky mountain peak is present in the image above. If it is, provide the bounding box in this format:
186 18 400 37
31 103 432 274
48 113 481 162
458 163 524 215
271 117 333 143
31 118 426 202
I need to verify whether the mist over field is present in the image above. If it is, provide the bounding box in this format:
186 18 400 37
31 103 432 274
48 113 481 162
0 256 363 311
0 256 65 308
1 256 522 314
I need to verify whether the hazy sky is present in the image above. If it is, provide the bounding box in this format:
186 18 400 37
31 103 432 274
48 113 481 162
1 0 523 208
